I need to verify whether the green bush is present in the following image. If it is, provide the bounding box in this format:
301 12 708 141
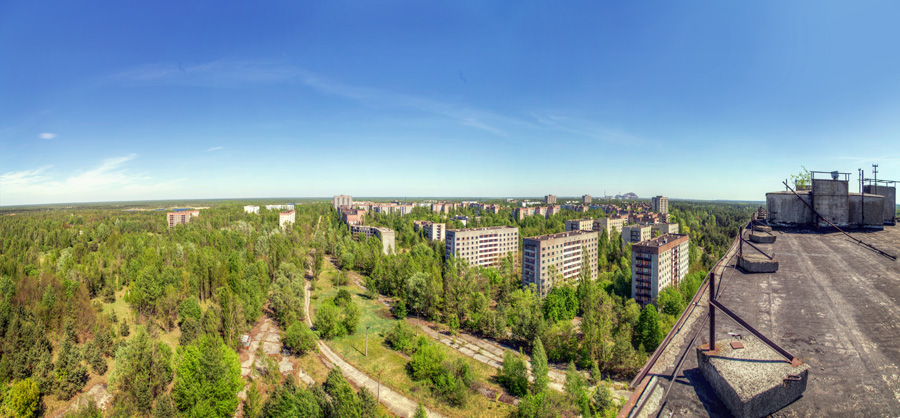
384 321 417 355
314 303 347 340
499 351 529 397
282 322 317 356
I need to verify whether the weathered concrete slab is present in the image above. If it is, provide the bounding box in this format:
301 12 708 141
737 255 778 273
278 358 294 374
262 341 280 355
748 233 776 244
751 224 772 233
697 336 809 418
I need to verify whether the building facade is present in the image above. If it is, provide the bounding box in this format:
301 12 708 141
622 225 652 245
545 194 557 204
167 210 200 228
445 226 519 268
266 204 294 211
582 194 592 205
414 220 446 241
279 210 295 229
652 222 680 236
651 196 669 215
631 234 689 306
522 230 599 297
350 225 396 255
593 217 627 236
333 195 353 210
244 205 259 214
565 218 594 232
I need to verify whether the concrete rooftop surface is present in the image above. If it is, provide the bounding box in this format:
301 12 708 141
639 225 900 417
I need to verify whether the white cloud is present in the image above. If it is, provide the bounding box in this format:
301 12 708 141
39 132 56 140
206 146 224 152
0 154 187 206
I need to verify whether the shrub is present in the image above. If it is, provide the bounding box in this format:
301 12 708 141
282 322 317 356
314 303 346 340
384 321 417 355
499 351 529 396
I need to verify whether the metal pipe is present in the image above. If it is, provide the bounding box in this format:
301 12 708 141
709 299 798 364
709 272 716 352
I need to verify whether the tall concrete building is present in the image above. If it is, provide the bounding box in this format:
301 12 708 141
651 196 669 215
414 220 445 241
545 194 557 204
622 225 652 245
243 205 259 214
266 204 294 211
279 210 295 229
333 195 353 210
350 225 396 255
522 230 598 297
593 217 627 236
652 223 680 236
631 234 689 307
167 210 199 228
582 194 592 205
565 218 594 232
445 226 519 268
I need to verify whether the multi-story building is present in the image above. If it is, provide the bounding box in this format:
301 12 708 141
622 225 652 245
279 210 295 229
547 205 561 217
333 195 353 210
522 230 598 297
652 223 679 236
244 205 259 214
371 204 415 216
582 194 592 205
445 226 519 268
350 225 396 255
266 204 294 211
631 234 689 306
453 215 468 227
565 218 594 232
167 210 200 228
651 196 669 215
341 208 366 226
545 194 557 204
414 220 445 241
593 216 627 236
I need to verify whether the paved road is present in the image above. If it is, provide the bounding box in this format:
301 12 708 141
305 278 443 418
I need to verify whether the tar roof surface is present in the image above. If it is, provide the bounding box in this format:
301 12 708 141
643 225 900 417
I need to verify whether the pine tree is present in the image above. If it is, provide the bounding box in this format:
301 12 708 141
531 337 549 394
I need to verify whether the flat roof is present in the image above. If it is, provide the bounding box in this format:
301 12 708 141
524 230 597 241
636 225 900 417
446 225 517 232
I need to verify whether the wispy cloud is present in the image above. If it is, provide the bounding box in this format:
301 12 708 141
206 146 223 152
104 59 648 143
39 132 56 140
0 154 187 206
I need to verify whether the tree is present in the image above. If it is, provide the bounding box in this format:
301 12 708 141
342 300 360 335
384 321 417 355
314 302 346 340
357 387 377 418
657 287 685 317
54 337 88 400
109 326 174 415
282 322 316 355
564 362 589 416
242 381 262 418
590 385 614 417
531 337 549 394
323 368 360 418
636 305 663 352
153 394 177 418
499 351 529 397
1 378 41 418
172 336 243 418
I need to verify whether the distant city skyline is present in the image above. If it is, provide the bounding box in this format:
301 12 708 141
2 2 900 206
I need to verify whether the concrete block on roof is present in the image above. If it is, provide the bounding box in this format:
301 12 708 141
748 233 776 244
737 254 778 273
697 336 809 418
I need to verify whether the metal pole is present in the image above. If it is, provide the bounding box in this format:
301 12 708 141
365 326 370 357
709 272 716 351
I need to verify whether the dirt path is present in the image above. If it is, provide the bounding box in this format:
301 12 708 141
305 277 443 418
240 314 315 388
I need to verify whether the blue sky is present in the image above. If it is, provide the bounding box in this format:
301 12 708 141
2 1 899 206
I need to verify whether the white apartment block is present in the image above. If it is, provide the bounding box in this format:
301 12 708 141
522 230 599 297
632 234 689 307
651 196 669 215
333 195 353 210
279 210 295 229
266 204 294 211
243 205 259 214
350 225 396 255
622 225 652 245
445 226 519 268
652 223 680 236
565 218 594 232
593 217 627 236
167 210 200 228
414 221 445 241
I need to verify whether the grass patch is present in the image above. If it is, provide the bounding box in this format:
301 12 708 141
311 262 513 418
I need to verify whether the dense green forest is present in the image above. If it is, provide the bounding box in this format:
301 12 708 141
0 199 754 418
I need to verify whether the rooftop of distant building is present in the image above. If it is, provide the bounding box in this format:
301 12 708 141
524 230 597 241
